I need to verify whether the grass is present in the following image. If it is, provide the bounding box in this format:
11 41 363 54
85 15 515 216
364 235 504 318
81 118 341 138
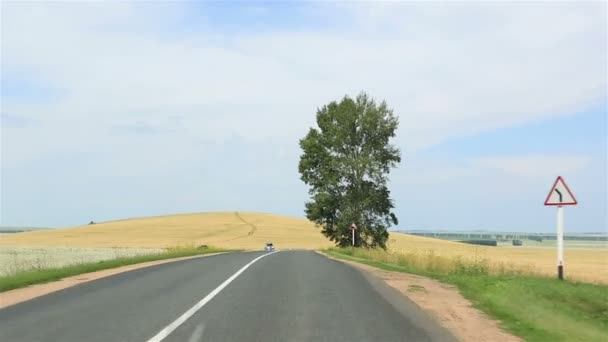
326 247 608 342
0 212 605 283
0 245 228 292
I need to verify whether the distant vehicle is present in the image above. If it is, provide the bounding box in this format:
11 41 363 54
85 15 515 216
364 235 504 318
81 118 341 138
264 242 275 252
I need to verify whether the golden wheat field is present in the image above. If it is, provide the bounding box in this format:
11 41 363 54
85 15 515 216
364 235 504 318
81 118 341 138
0 212 334 250
0 212 606 283
387 233 608 284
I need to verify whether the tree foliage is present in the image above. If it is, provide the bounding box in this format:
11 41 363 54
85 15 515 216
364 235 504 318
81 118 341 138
298 92 401 248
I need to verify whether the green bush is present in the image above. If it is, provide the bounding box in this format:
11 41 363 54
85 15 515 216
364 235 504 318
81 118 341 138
459 239 498 246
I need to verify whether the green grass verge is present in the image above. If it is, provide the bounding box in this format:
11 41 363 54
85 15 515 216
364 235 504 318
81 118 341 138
325 248 608 342
0 246 232 293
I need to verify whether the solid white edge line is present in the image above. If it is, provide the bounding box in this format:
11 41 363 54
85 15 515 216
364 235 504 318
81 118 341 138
146 251 279 342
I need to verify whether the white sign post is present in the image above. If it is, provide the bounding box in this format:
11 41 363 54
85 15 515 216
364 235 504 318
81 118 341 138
350 223 357 247
544 176 577 280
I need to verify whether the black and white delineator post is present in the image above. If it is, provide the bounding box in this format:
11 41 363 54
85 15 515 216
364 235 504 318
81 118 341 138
350 223 357 246
544 176 577 280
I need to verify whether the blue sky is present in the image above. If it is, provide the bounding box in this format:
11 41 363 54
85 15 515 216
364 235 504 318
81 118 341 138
1 1 606 233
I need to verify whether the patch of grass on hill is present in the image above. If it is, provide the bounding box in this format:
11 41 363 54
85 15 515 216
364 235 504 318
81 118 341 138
0 246 229 292
326 247 608 342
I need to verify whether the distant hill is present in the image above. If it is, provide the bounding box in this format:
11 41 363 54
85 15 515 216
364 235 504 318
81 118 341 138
396 230 608 241
0 227 50 233
0 212 465 250
0 212 334 249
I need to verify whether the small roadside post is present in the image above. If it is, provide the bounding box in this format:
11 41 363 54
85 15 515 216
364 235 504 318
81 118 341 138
350 223 357 247
544 176 578 280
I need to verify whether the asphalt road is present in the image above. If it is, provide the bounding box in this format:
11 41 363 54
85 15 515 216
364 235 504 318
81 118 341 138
0 251 455 342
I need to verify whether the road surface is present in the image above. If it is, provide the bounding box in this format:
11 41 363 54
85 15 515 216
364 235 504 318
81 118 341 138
0 251 455 342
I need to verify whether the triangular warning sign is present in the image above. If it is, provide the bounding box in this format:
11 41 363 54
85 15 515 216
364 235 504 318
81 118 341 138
544 176 577 206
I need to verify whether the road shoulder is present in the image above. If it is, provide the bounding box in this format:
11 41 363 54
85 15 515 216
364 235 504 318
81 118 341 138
319 251 521 342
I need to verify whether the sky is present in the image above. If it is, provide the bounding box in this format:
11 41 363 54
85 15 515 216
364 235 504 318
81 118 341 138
1 1 606 233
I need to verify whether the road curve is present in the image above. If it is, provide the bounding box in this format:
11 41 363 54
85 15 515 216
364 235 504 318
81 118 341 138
0 251 454 342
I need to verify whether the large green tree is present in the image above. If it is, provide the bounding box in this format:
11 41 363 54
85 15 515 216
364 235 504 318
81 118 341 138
298 92 401 248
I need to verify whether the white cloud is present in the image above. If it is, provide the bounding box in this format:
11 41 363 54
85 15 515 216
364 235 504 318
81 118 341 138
2 1 606 166
1 2 606 228
474 155 591 179
388 153 604 231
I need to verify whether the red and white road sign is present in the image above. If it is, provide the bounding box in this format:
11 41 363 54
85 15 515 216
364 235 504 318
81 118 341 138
544 176 577 206
350 223 357 230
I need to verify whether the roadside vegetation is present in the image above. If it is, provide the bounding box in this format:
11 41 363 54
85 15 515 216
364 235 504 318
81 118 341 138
388 233 608 284
326 247 608 342
0 246 165 276
0 245 227 292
